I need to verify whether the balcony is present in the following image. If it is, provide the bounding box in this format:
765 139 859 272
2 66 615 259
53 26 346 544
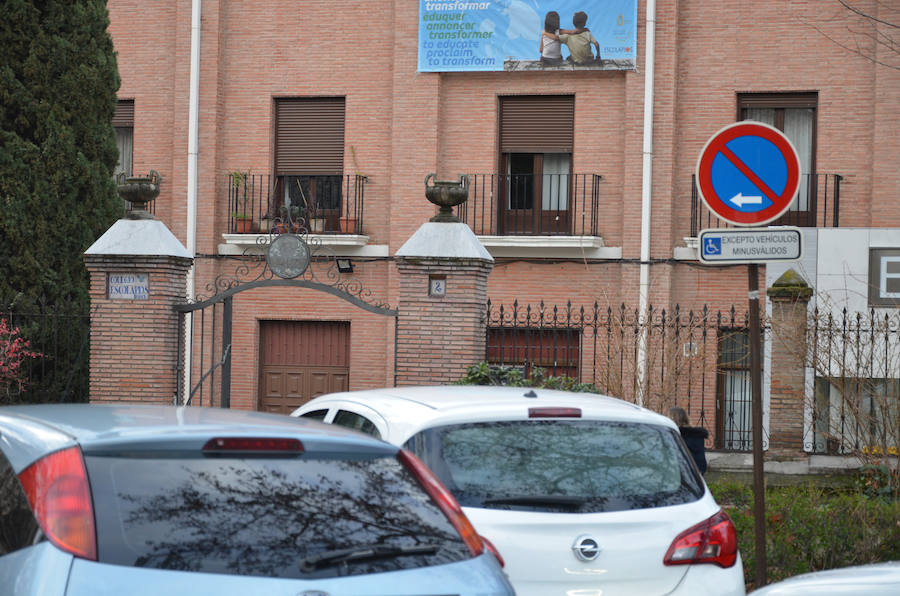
690 173 842 236
455 173 602 237
227 173 367 235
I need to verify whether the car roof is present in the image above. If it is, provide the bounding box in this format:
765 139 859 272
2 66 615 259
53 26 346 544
297 385 677 443
0 403 395 472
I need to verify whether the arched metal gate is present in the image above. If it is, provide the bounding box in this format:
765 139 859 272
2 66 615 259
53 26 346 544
174 226 396 408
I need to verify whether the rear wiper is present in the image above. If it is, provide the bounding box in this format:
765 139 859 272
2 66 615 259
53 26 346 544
482 495 588 508
299 543 440 572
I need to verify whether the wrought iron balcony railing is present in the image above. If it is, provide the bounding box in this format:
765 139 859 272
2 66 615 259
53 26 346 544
227 173 367 235
690 173 842 236
455 173 602 237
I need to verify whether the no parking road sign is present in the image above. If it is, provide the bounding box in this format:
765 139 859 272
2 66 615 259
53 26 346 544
695 121 801 226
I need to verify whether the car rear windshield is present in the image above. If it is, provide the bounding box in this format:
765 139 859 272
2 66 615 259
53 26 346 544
404 420 704 513
85 452 471 579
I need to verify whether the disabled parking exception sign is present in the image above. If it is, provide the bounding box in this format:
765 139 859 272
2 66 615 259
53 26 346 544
695 121 801 226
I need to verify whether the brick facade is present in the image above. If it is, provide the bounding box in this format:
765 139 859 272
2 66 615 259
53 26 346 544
767 270 814 459
102 1 900 451
396 258 493 385
85 254 191 404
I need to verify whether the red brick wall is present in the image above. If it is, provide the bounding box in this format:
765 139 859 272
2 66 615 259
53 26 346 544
767 293 812 457
396 258 492 385
85 255 191 403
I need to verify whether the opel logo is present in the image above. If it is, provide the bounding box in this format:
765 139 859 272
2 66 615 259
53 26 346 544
572 534 601 561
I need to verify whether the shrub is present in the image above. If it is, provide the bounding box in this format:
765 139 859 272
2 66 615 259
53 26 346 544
456 362 602 394
709 480 900 587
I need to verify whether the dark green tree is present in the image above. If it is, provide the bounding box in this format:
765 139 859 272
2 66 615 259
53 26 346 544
0 0 122 402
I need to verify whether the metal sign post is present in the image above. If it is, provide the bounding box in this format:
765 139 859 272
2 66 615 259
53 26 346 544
695 121 803 589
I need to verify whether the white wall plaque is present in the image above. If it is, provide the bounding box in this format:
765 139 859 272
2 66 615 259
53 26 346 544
108 273 149 300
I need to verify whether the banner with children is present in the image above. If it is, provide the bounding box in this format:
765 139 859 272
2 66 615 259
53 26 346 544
418 0 637 72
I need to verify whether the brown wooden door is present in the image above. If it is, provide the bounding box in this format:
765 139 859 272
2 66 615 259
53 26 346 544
258 320 350 414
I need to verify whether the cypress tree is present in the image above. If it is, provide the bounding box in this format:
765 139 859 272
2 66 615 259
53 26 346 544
0 0 122 402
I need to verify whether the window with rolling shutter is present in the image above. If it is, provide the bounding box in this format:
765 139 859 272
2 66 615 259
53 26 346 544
738 92 817 225
498 96 575 234
274 98 346 230
113 100 134 178
500 95 574 153
275 97 345 175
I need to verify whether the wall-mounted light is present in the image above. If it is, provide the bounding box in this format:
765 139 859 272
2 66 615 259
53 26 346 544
336 258 354 273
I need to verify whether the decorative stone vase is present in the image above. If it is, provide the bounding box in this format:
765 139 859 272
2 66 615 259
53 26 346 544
117 170 160 219
424 173 469 223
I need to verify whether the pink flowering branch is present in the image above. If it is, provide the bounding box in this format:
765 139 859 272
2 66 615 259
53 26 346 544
0 317 43 391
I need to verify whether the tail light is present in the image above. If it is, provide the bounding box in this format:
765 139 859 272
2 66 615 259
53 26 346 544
663 510 737 568
397 449 484 558
481 534 505 567
528 407 582 418
18 446 97 561
202 437 304 454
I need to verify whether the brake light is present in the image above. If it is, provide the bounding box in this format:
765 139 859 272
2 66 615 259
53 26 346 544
528 407 582 418
397 449 484 558
202 437 303 453
480 534 505 567
18 446 97 560
663 510 738 568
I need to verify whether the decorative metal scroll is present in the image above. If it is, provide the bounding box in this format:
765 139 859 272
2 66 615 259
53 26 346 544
179 212 396 316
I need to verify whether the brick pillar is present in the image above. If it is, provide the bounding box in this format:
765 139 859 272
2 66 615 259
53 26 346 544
766 269 813 458
84 219 192 403
395 222 493 385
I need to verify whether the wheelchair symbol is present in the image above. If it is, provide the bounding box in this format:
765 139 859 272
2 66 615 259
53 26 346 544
704 237 722 256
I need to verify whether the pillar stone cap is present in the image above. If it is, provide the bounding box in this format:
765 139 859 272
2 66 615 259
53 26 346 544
767 268 813 300
396 222 493 262
85 219 191 259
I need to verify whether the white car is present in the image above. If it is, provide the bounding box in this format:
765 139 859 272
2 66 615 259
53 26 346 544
750 562 900 595
292 385 746 596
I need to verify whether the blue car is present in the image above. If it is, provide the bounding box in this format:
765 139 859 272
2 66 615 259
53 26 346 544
0 404 513 596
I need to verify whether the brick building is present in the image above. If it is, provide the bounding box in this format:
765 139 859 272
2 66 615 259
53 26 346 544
103 1 900 455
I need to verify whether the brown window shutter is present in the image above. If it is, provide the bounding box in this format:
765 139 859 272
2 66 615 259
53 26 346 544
275 98 345 175
113 99 134 127
737 92 818 110
500 95 574 153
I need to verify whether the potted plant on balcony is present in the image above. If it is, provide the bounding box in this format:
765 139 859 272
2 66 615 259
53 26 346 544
231 169 256 233
278 205 301 234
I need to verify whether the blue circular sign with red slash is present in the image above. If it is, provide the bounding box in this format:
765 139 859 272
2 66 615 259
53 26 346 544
695 121 801 226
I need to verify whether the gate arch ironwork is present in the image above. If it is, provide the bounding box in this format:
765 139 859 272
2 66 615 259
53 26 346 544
175 219 396 407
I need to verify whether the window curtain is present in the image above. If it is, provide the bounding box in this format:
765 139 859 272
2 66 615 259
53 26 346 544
541 153 570 210
744 107 813 210
114 127 133 178
783 109 813 210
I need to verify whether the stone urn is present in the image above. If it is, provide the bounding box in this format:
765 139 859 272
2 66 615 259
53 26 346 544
117 170 160 219
424 173 469 223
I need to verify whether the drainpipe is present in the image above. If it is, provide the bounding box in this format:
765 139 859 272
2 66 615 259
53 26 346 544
183 0 201 403
636 0 657 407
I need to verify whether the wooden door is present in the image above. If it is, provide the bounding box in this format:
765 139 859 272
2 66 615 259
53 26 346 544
258 320 350 414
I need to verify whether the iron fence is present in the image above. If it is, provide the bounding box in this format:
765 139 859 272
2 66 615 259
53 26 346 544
807 308 900 457
690 173 842 236
227 173 367 235
456 173 601 236
0 297 91 404
486 300 762 450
